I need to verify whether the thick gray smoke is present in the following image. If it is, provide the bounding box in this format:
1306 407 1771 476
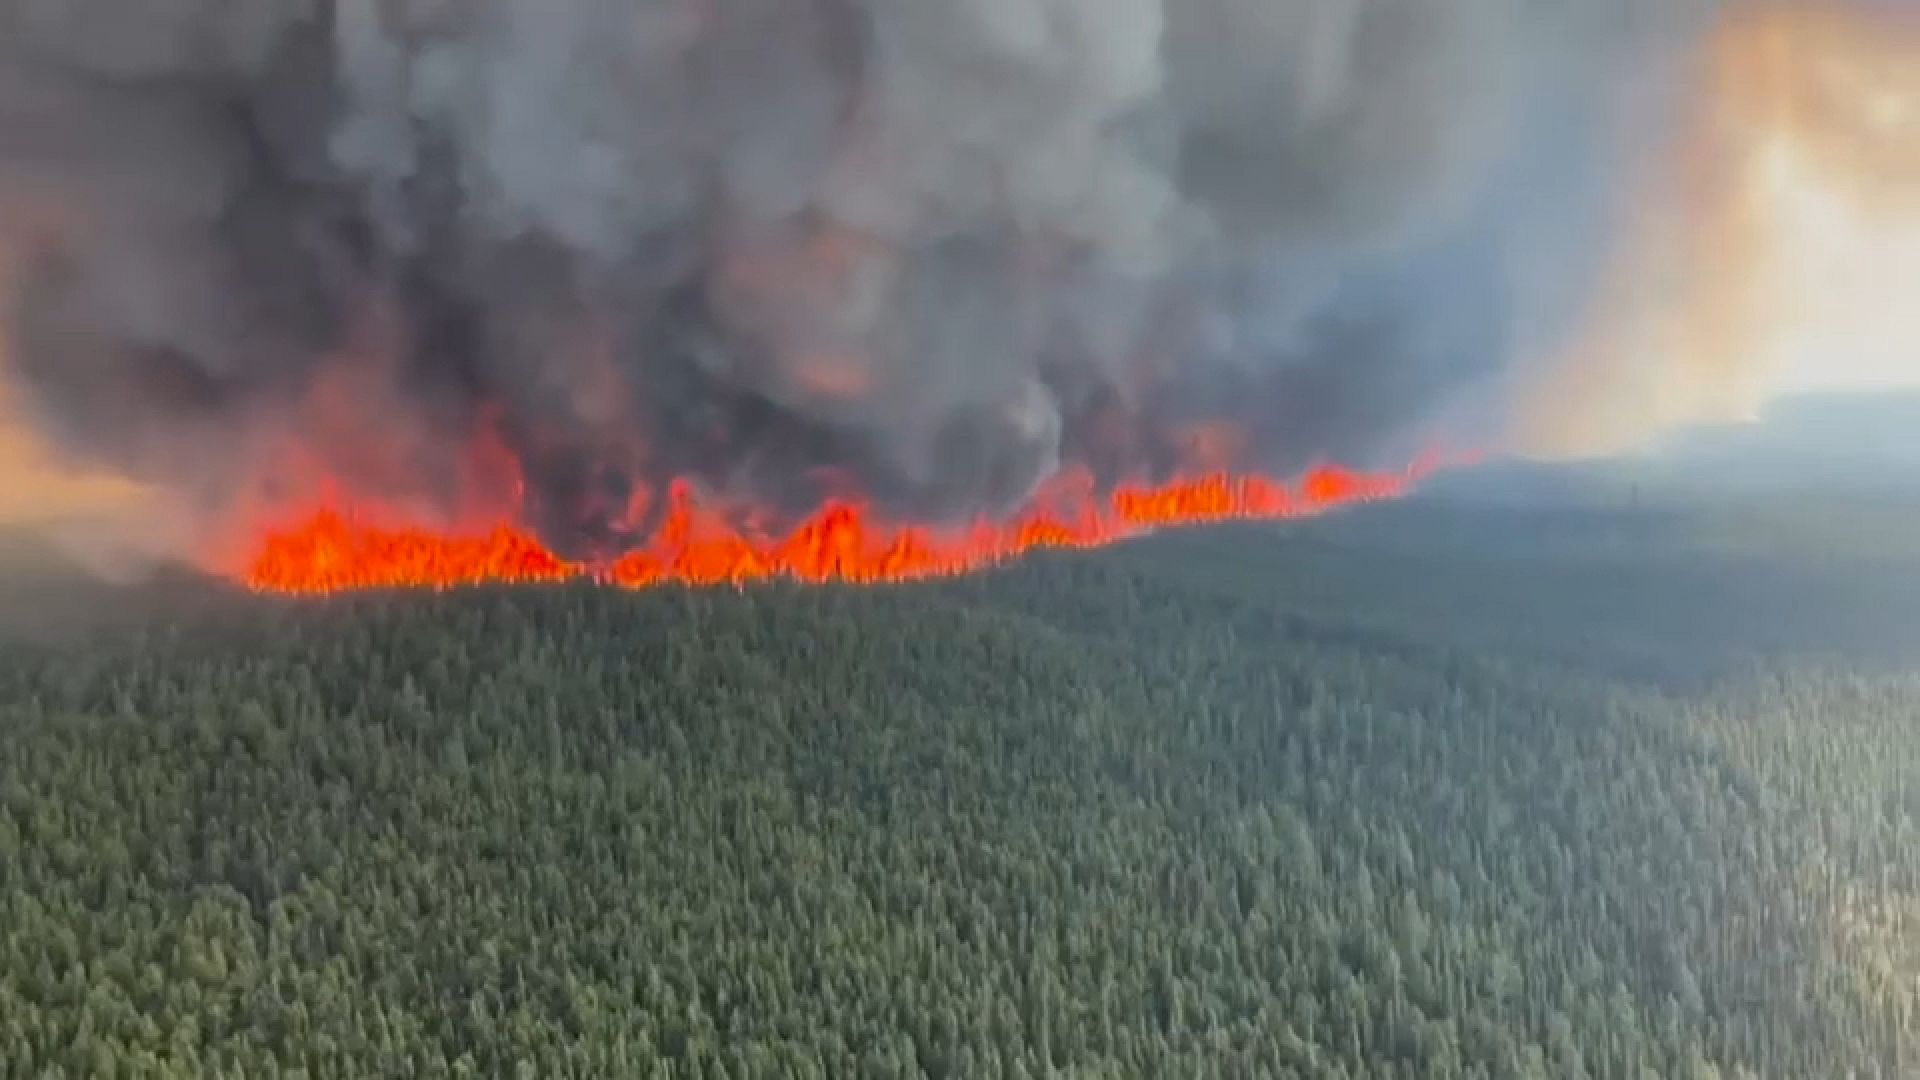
0 0 1722 554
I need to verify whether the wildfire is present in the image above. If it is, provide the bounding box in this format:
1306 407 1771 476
240 462 1425 595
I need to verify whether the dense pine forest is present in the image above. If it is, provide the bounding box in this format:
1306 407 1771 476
2 481 1918 1077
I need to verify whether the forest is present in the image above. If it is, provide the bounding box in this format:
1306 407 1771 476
1 479 1917 1078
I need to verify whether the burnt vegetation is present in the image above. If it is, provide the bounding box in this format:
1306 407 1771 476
2 483 1919 1078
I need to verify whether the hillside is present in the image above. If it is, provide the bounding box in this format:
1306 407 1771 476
1 487 1918 1077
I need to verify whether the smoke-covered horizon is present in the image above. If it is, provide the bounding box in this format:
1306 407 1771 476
0 0 1849 558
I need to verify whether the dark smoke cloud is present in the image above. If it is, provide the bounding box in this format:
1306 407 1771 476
0 0 1724 555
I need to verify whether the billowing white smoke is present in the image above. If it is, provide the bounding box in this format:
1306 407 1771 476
0 0 1723 551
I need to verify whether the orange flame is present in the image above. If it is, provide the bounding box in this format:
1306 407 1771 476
239 461 1429 595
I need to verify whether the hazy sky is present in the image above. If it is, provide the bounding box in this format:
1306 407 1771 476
1779 356 1920 397
1763 199 1920 397
0 440 144 523
0 388 145 523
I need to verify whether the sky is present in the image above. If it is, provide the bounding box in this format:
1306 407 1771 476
0 389 145 523
1753 116 1920 399
1765 213 1920 397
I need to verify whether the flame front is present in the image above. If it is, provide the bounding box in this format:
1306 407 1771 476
240 463 1423 595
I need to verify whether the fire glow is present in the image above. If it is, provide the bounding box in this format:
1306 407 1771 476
239 462 1426 595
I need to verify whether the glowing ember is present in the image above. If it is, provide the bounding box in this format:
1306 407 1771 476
240 463 1426 595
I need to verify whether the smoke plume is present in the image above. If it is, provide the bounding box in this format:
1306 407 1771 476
0 0 1733 557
